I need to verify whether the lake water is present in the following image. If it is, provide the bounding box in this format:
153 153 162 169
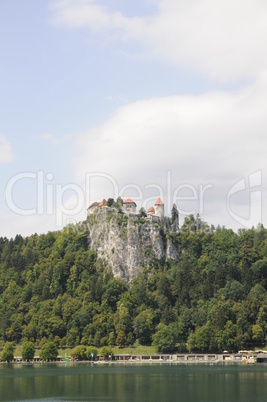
0 363 267 402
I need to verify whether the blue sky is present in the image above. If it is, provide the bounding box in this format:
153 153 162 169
1 0 267 237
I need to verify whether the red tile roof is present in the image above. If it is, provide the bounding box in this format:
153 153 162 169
147 207 155 213
98 199 107 207
123 198 136 205
88 201 99 209
88 199 107 209
155 198 164 205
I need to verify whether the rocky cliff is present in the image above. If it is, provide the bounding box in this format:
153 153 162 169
86 208 178 282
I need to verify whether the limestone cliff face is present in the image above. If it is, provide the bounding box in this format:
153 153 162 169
87 208 178 282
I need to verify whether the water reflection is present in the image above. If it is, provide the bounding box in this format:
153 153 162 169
0 363 267 402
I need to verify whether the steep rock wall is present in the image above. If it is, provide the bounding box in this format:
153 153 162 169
87 208 178 282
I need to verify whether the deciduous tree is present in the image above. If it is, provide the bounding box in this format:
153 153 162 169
1 342 14 363
22 341 35 362
39 342 58 361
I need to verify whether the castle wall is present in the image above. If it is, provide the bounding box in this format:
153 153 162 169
146 215 160 223
123 203 136 214
155 204 164 219
87 206 97 216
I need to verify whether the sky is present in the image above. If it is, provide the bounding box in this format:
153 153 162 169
1 0 267 238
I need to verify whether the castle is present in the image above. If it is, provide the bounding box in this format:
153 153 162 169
87 197 165 222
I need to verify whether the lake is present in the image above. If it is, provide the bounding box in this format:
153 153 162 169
0 363 267 402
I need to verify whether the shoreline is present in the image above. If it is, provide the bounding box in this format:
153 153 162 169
0 353 261 366
0 360 245 366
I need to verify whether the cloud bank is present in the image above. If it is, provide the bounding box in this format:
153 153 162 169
48 0 267 230
73 74 267 229
50 0 267 82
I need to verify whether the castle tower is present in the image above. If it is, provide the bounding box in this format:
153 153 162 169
147 206 155 216
123 198 137 214
154 198 164 219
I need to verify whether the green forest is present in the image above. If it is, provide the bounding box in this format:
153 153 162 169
1 214 267 354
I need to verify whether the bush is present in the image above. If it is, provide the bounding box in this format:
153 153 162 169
139 207 147 218
115 197 123 211
107 198 115 207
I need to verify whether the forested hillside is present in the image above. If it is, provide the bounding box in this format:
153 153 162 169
1 215 267 353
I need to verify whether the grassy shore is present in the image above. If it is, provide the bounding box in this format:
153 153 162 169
14 345 158 358
13 344 267 358
54 345 157 357
110 345 158 355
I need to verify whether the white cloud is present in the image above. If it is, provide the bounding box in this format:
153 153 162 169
148 0 267 82
72 75 267 229
49 0 144 34
49 0 267 82
0 136 13 164
3 76 266 237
